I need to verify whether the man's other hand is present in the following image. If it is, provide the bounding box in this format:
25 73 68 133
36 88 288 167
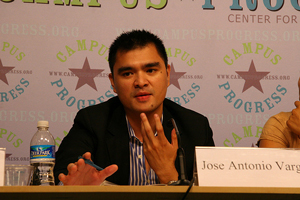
58 152 118 185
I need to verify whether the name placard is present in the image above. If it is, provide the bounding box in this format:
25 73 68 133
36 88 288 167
0 148 5 186
194 147 300 187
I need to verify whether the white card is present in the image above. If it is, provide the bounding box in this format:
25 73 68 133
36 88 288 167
0 148 5 186
194 147 300 187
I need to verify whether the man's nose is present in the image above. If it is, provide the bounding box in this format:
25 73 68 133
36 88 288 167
134 73 149 88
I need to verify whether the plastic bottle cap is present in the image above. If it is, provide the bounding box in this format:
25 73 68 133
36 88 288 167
37 120 49 128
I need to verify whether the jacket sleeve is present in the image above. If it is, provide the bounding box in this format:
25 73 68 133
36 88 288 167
53 108 97 185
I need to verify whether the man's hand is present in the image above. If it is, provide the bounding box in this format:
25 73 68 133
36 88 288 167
58 152 118 185
140 113 178 184
287 101 300 137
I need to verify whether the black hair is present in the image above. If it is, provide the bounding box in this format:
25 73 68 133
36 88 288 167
108 29 168 75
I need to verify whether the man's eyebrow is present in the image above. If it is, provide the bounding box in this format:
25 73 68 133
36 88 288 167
144 62 160 68
117 66 133 74
117 62 161 74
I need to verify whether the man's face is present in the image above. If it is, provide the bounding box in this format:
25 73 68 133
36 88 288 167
109 43 170 116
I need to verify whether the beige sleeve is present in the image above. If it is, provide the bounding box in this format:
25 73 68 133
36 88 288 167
258 113 289 147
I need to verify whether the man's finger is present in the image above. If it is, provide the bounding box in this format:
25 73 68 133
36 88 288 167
83 152 92 160
58 173 66 182
171 128 178 148
295 101 300 107
140 113 155 143
140 115 148 145
76 157 88 172
67 163 78 175
99 164 118 180
154 114 167 142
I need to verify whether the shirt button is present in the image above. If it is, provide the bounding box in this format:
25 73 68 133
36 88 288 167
138 155 142 159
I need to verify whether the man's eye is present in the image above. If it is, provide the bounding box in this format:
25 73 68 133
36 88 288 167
122 72 132 77
147 69 156 73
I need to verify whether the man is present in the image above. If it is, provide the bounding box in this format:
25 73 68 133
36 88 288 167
54 30 214 185
258 77 300 148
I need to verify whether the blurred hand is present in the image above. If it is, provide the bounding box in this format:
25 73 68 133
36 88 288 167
58 152 118 185
287 101 300 137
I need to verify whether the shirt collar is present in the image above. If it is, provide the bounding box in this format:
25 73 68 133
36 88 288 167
126 114 163 140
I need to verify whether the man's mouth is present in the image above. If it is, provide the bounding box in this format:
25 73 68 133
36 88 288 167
135 92 151 101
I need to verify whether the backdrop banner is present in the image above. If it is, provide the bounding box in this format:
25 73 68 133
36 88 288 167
1 1 299 165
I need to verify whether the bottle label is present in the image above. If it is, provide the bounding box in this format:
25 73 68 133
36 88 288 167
30 145 55 160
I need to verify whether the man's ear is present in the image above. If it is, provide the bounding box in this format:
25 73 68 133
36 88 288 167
109 73 117 93
166 64 171 87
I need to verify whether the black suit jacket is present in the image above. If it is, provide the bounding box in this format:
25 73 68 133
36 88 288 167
54 96 214 185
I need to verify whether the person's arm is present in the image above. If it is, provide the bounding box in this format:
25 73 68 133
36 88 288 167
258 113 290 148
140 113 178 184
260 101 300 148
259 139 286 148
58 152 118 185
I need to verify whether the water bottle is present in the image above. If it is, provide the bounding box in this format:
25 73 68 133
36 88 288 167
30 121 55 185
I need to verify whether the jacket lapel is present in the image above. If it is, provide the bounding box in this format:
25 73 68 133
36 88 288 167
162 107 174 143
106 104 130 185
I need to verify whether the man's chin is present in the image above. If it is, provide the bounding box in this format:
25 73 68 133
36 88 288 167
131 104 152 112
136 105 163 115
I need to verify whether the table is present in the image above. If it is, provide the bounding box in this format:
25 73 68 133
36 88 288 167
1 185 300 200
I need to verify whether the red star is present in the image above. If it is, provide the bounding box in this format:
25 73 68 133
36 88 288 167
5 154 12 159
169 63 186 90
0 59 14 85
235 60 270 93
69 58 104 91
